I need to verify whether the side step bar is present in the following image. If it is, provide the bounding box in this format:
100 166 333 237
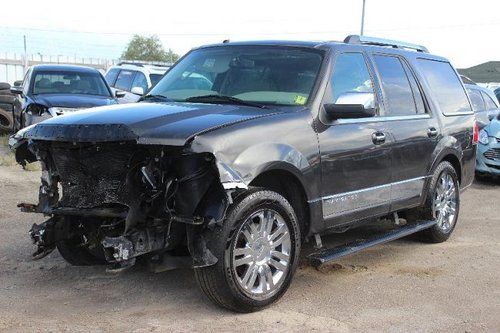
308 220 437 267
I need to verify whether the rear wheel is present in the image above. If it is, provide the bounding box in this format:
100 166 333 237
410 161 460 243
194 188 301 312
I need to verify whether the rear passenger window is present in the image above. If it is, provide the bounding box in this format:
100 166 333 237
373 55 418 116
114 70 135 91
329 53 375 108
481 91 498 110
416 59 472 114
467 89 485 111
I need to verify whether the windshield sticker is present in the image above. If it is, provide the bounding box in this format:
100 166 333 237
202 58 216 68
294 95 307 105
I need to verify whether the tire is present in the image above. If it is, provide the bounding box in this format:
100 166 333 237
410 161 460 243
0 95 14 104
0 89 13 95
56 218 106 266
0 82 10 90
194 188 301 312
0 108 13 134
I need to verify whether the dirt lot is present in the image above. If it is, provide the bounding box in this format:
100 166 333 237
0 146 499 332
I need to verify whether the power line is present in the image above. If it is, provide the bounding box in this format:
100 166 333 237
1 21 498 38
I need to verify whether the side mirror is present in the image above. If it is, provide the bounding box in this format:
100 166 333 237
10 86 23 95
115 90 126 98
324 104 376 120
131 86 145 96
13 80 22 87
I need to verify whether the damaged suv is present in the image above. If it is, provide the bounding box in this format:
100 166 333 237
10 36 477 312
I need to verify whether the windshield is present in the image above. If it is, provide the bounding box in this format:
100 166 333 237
148 46 324 106
32 71 111 96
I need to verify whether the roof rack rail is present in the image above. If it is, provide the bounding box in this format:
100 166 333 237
344 35 429 53
117 61 172 68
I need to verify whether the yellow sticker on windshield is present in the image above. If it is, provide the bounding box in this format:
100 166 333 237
294 95 307 105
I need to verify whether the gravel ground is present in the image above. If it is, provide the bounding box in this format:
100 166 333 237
0 160 499 332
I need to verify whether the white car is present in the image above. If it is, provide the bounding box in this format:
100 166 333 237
104 62 170 103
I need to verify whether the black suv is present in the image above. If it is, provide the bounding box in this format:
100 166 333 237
10 35 477 312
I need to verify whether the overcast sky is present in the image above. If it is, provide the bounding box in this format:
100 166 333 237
1 0 498 68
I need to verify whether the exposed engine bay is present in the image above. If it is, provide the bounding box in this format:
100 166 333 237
17 140 230 271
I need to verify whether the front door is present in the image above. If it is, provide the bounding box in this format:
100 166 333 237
318 51 393 228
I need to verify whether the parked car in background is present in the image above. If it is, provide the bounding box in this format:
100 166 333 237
495 87 500 103
10 36 476 312
10 65 121 130
0 82 15 133
465 84 500 128
104 62 170 103
476 114 500 177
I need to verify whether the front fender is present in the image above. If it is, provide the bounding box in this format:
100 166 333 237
192 137 313 197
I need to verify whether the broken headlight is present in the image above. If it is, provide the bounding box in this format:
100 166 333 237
27 103 48 116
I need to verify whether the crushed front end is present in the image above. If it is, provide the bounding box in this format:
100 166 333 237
14 136 230 271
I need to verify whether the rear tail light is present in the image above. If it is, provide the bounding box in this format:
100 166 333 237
472 120 479 144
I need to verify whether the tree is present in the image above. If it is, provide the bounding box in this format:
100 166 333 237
121 35 179 63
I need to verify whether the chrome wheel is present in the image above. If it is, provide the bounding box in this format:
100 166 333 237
232 209 291 300
433 171 457 232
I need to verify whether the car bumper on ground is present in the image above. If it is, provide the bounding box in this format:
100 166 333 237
476 140 500 176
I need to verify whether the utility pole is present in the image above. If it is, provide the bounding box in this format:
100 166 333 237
23 35 28 74
360 0 366 36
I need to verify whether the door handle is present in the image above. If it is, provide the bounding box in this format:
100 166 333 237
427 127 438 138
372 132 386 145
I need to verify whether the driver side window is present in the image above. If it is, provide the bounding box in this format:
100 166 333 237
329 53 375 109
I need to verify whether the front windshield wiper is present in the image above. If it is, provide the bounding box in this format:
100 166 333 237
140 94 172 102
185 95 267 109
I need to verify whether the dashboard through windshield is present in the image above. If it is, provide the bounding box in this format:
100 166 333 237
148 46 324 106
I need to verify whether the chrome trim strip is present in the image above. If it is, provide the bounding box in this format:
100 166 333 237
335 114 430 125
308 176 430 218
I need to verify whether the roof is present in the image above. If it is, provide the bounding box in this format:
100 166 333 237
195 38 447 62
32 64 101 73
458 61 500 83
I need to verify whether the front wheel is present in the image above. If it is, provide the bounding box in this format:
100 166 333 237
194 188 301 312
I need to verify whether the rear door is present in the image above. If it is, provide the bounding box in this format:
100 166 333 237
318 51 393 228
369 53 439 210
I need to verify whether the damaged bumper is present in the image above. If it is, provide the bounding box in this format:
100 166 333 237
13 134 239 269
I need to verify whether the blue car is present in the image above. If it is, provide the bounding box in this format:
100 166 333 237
10 64 123 130
476 115 500 177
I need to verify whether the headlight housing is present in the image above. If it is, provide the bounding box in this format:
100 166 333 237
478 129 489 145
26 103 48 116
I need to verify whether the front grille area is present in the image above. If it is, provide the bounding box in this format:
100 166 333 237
50 143 140 208
483 148 500 161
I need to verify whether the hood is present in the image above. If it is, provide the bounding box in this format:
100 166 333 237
20 102 280 146
33 94 116 108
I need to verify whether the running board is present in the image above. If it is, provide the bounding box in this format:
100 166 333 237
308 220 437 267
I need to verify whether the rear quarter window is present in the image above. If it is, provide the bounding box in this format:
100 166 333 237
416 59 471 115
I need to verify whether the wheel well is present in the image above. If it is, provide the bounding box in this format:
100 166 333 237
440 154 462 184
249 170 310 238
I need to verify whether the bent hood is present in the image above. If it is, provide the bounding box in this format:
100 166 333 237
33 94 116 108
19 102 280 146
